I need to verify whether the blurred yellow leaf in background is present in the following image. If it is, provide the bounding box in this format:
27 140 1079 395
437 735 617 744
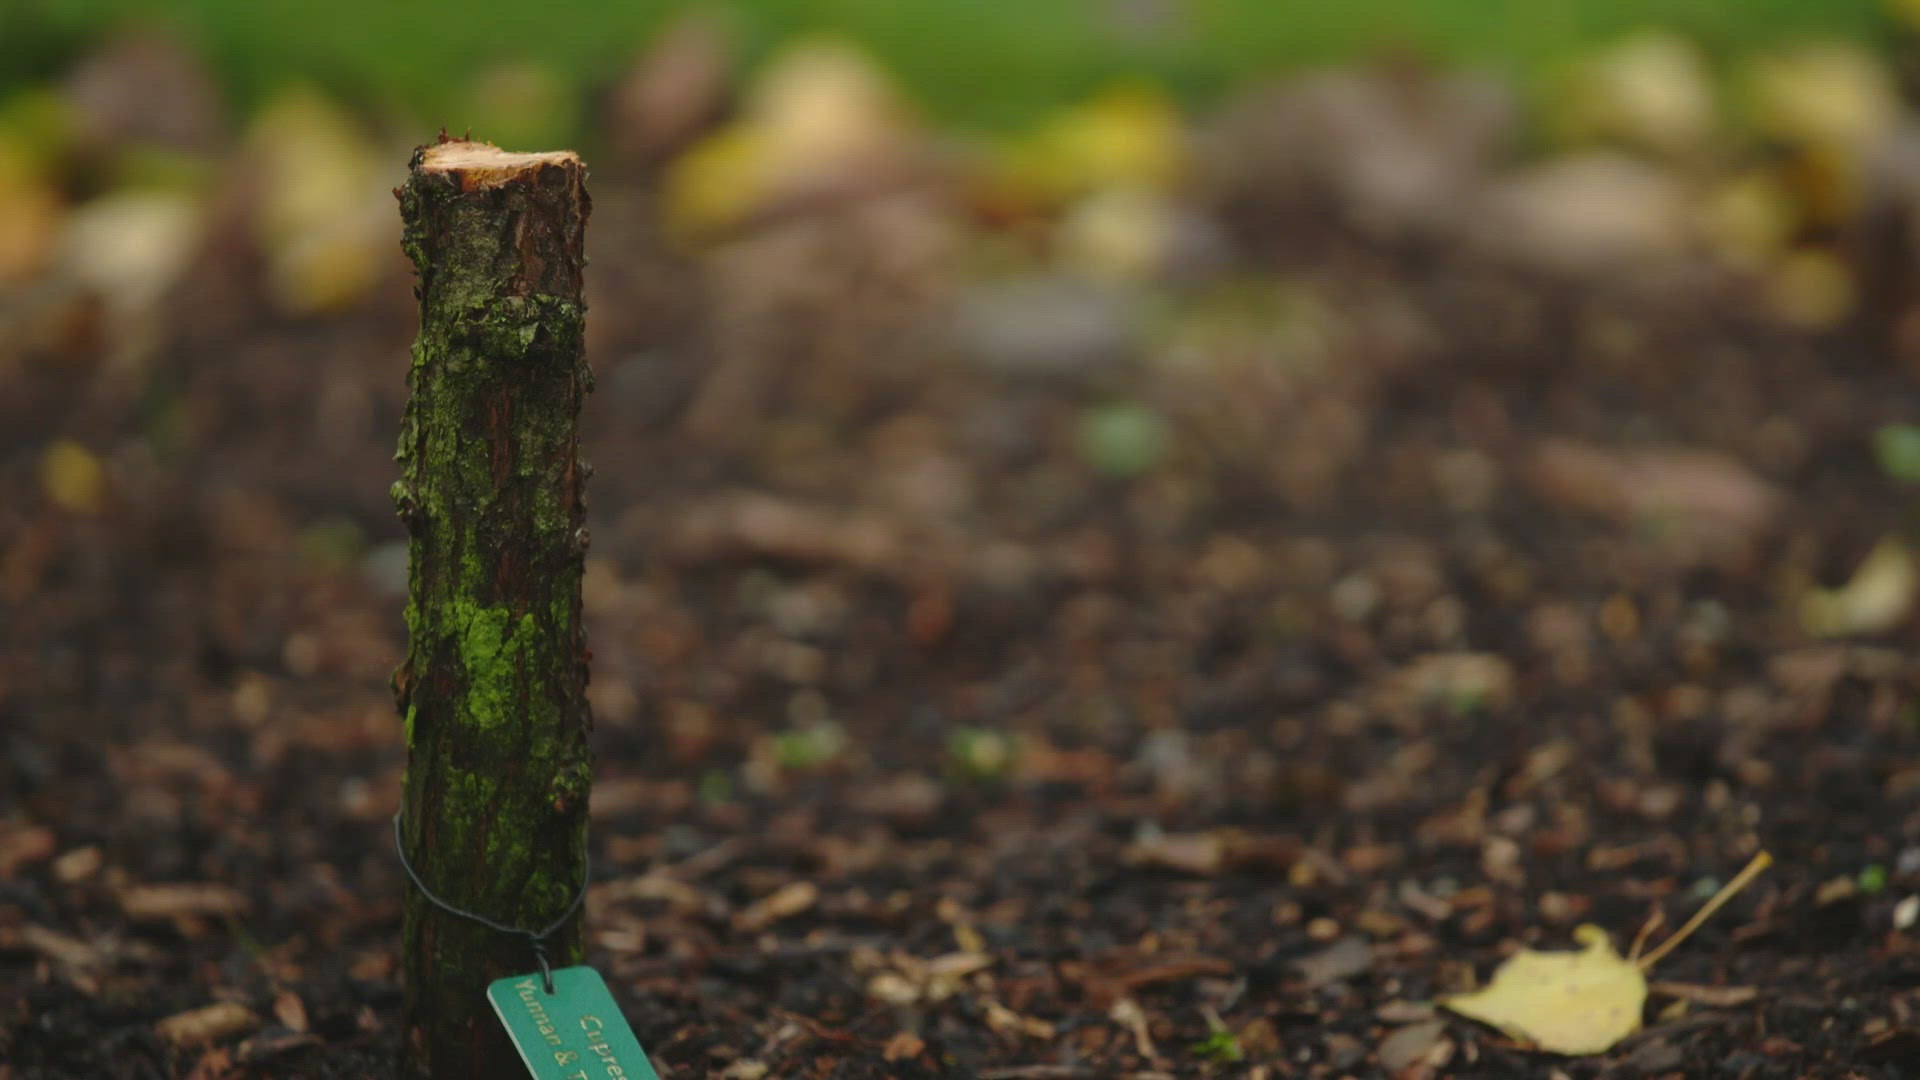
1747 43 1900 150
246 85 390 314
58 189 201 319
664 123 762 238
1699 170 1799 271
664 39 908 239
0 142 62 286
1555 31 1718 157
0 89 71 284
1766 247 1855 328
42 440 105 514
1055 185 1183 281
752 39 906 183
1745 44 1901 225
998 81 1183 203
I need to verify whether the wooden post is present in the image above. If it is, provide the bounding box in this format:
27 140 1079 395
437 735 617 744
392 138 593 1078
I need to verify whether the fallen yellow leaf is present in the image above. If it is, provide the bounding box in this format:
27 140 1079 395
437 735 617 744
1442 924 1647 1055
1443 851 1772 1056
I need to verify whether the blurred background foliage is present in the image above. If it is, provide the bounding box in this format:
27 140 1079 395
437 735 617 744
0 0 1911 325
1 0 1901 135
13 0 1920 539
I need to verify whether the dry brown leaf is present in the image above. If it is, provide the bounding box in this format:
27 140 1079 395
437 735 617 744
733 879 818 931
1123 832 1225 875
882 1031 926 1062
233 1029 322 1065
121 883 250 921
595 926 647 953
1081 954 1234 1005
0 824 56 877
1293 936 1374 989
985 1001 1056 1040
866 948 994 1005
272 990 309 1032
52 845 102 883
867 970 919 1006
1529 440 1779 544
1649 981 1758 1007
1483 154 1693 270
17 924 107 975
926 950 994 981
669 494 913 576
1377 1019 1448 1072
182 1047 233 1080
1109 997 1156 1060
595 872 711 915
154 1002 259 1047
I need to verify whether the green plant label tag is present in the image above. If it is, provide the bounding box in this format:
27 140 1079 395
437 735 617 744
487 966 661 1080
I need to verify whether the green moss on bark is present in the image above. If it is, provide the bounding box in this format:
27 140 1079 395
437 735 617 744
393 139 593 1080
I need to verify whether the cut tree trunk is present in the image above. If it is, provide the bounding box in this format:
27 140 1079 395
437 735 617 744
393 138 593 1079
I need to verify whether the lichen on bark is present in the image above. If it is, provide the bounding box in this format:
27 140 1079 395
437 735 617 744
392 138 593 1079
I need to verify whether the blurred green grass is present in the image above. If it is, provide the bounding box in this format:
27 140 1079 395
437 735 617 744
2 0 1895 128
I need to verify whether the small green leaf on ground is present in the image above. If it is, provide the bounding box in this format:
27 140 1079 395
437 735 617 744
1077 401 1166 478
1860 864 1889 895
1875 424 1920 482
949 727 1013 780
1190 1027 1242 1063
774 721 847 770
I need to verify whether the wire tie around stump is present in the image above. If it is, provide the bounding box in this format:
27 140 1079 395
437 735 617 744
393 811 587 995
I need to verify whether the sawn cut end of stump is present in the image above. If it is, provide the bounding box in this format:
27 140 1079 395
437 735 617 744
416 139 584 190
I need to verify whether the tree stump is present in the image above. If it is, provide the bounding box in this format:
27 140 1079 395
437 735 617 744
393 138 593 1078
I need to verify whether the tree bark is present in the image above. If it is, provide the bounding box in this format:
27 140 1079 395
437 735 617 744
393 138 593 1079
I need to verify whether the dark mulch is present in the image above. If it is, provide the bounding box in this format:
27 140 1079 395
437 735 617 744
4 176 1920 1080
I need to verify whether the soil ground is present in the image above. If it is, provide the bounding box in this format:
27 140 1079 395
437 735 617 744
5 159 1920 1079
